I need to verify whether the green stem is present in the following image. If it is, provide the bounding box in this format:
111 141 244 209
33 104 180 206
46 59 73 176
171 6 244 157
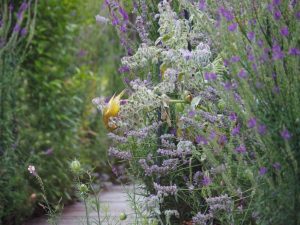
84 198 90 225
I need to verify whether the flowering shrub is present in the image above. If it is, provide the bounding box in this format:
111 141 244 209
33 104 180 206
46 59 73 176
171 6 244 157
94 0 300 224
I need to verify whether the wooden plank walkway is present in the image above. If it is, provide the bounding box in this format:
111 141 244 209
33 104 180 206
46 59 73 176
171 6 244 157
24 186 135 225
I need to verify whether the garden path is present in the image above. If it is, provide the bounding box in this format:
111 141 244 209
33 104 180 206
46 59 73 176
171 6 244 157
24 185 135 225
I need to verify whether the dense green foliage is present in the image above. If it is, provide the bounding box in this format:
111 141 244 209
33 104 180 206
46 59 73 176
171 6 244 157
0 0 123 224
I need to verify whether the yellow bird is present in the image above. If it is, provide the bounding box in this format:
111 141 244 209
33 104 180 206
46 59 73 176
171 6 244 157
103 90 125 131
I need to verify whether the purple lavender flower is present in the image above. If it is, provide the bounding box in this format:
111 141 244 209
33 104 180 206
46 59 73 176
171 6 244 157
272 0 281 6
118 65 130 73
258 124 267 135
223 81 232 91
272 44 284 60
192 212 211 225
204 72 217 81
118 7 129 21
247 49 255 61
229 112 237 121
280 26 289 37
153 183 177 197
108 147 132 160
199 0 206 11
196 135 208 145
296 11 300 20
273 162 281 170
235 145 246 154
9 3 14 12
17 2 28 20
223 59 230 67
247 31 255 41
219 7 234 21
274 10 282 20
13 24 21 33
272 86 280 94
120 24 127 32
202 176 212 186
238 69 247 79
247 117 257 128
21 28 27 37
228 23 238 32
288 47 300 56
231 125 240 136
112 14 119 26
281 129 291 140
188 110 196 118
209 130 216 140
257 39 264 48
259 167 268 175
218 135 228 146
231 55 240 63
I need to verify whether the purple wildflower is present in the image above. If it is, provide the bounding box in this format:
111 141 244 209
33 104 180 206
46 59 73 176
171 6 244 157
112 14 119 26
248 19 257 26
9 3 14 11
223 81 232 91
108 147 132 160
231 55 240 63
272 44 284 60
272 0 281 6
153 183 177 197
235 145 246 154
223 59 230 67
247 117 257 128
219 7 234 21
228 23 238 32
192 212 211 225
21 28 27 37
209 130 216 140
231 125 240 136
258 124 267 135
296 11 300 20
196 135 208 145
274 10 282 20
247 31 255 41
281 129 291 140
257 39 264 48
188 110 196 118
204 72 217 81
17 2 28 20
199 0 206 11
13 24 21 33
229 112 238 121
272 86 280 94
273 162 281 170
118 65 130 73
119 7 129 21
202 176 212 186
238 69 247 79
218 135 228 146
288 47 300 56
259 167 268 175
280 26 289 37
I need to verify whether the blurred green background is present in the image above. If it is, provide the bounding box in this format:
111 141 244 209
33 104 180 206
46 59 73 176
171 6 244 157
0 0 123 224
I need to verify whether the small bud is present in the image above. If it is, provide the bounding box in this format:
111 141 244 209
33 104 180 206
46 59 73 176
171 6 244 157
217 100 226 110
119 212 127 220
70 160 81 174
79 184 89 195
